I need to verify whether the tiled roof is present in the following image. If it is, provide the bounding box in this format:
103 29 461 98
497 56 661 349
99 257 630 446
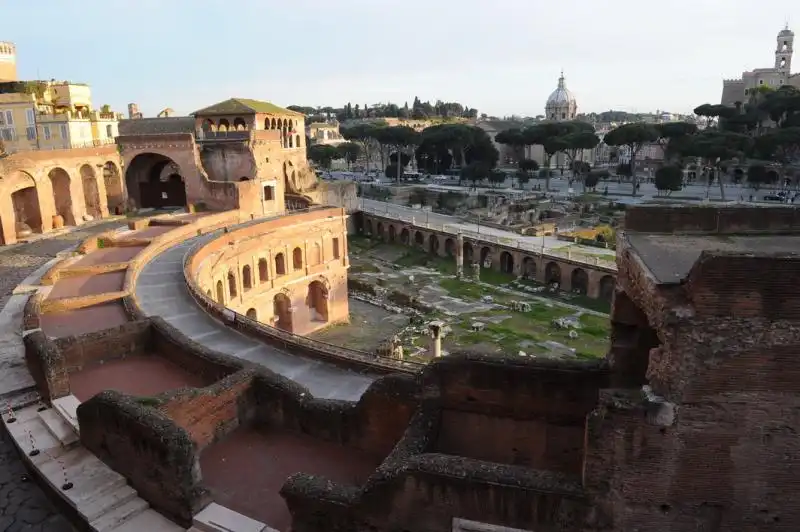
192 98 303 117
118 117 195 136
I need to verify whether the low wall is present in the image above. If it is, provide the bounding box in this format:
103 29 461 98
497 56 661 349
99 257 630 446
23 329 68 402
53 320 151 373
282 353 603 531
624 204 800 234
77 391 209 526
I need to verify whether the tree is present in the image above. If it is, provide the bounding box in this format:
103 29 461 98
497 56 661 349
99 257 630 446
562 128 600 186
522 123 571 191
460 161 491 187
584 171 601 191
494 128 526 165
385 164 399 179
341 123 381 171
655 122 699 163
746 163 769 190
754 127 800 170
603 123 659 195
488 170 507 188
686 130 752 201
336 142 361 169
415 124 498 176
517 158 538 188
307 144 340 169
654 165 683 196
380 126 419 181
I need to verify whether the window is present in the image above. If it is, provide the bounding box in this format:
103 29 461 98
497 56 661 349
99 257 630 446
332 237 341 259
0 112 5 126
25 109 34 125
4 110 12 125
60 124 67 140
759 79 764 85
43 126 51 140
106 124 113 138
263 185 274 201
26 127 35 141
1 129 12 141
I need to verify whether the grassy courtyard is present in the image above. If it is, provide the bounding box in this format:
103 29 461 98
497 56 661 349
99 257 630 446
336 236 612 361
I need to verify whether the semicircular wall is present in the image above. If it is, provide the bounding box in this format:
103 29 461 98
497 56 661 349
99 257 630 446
186 207 350 336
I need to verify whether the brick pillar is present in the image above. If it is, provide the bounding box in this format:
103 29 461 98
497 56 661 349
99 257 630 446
456 233 464 278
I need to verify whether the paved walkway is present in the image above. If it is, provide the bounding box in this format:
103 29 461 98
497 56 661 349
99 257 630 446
0 221 125 532
134 234 377 402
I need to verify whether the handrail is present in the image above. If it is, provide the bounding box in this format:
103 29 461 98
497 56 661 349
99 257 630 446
181 209 424 373
360 206 617 271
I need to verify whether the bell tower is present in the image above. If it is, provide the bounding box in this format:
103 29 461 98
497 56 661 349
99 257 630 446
0 41 17 82
775 24 794 74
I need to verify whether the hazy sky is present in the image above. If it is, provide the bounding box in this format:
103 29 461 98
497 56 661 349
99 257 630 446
4 0 798 118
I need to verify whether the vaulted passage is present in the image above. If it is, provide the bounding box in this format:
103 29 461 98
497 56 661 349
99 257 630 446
273 293 293 331
80 164 103 219
49 167 75 226
125 153 188 209
307 281 328 322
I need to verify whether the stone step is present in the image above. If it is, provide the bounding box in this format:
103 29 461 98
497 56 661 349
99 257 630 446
80 485 138 522
52 394 81 433
38 408 79 447
90 497 149 532
109 509 184 532
192 503 271 532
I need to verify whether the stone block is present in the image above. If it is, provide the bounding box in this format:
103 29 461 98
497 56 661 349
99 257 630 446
110 510 184 532
89 497 149 532
38 408 79 447
192 502 269 532
53 394 81 432
80 485 137 522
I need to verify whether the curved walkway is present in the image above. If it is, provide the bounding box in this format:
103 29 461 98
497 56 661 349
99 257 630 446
134 234 377 402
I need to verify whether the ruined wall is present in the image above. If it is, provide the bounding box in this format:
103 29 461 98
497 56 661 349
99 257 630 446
427 355 608 475
53 320 151 372
624 204 800 234
198 143 257 182
78 391 210 526
156 370 255 451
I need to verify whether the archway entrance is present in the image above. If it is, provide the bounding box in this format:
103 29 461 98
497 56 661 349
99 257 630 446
80 164 103 219
499 251 514 274
307 281 329 322
125 153 188 209
103 161 124 213
48 167 75 226
571 268 589 295
599 275 615 301
545 262 562 285
6 172 43 242
246 308 258 320
216 280 224 304
273 293 293 331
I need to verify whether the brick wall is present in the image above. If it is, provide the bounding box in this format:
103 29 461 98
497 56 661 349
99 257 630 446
625 205 800 234
156 370 255 450
426 355 608 474
686 253 800 320
53 320 150 373
78 391 210 526
252 372 418 456
23 330 69 402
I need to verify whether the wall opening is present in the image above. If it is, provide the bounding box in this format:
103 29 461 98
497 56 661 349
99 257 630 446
332 238 341 259
273 293 292 331
48 167 75 226
242 265 252 290
216 280 224 304
227 271 237 298
292 247 303 270
80 164 102 219
258 258 268 282
275 253 286 275
571 267 588 294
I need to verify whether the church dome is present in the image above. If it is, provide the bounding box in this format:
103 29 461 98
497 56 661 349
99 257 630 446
779 24 794 37
546 72 576 106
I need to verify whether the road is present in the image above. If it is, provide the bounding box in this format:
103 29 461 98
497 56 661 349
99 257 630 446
0 221 125 532
360 198 615 258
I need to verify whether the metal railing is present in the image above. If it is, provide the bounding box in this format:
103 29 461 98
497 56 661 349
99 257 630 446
360 205 617 270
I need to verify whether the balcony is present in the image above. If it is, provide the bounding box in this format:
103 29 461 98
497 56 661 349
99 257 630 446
196 130 250 143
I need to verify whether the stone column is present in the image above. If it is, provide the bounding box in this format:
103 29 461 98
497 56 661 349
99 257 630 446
428 320 445 358
455 233 464 278
472 262 481 282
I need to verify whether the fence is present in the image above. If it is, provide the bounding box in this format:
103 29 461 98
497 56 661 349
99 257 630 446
360 205 617 270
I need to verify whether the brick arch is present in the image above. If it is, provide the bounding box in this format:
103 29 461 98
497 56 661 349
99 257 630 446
479 246 493 266
414 230 425 247
364 219 373 236
124 151 187 209
599 274 615 301
499 250 514 274
522 256 536 278
428 233 440 254
388 224 397 242
571 267 589 295
463 241 474 263
545 261 562 284
400 227 410 244
444 237 456 257
376 221 384 239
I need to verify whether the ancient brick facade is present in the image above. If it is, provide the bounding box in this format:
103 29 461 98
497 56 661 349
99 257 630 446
187 207 351 335
0 145 123 245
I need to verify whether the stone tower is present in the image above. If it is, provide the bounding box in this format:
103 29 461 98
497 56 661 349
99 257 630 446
0 41 17 82
776 24 794 74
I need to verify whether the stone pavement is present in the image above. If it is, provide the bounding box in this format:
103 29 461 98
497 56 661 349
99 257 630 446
0 220 125 532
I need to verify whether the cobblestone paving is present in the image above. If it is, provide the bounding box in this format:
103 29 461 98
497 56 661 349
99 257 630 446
0 221 125 532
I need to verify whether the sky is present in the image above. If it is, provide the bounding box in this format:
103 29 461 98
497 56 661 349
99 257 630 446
3 0 798 118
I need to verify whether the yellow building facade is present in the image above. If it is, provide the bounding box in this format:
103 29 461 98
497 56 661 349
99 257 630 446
0 81 121 154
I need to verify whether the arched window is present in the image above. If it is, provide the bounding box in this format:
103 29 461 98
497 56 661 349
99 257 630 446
332 238 341 259
258 258 268 282
295 134 301 148
275 253 286 275
216 280 224 304
228 271 237 298
292 247 303 270
310 242 321 266
242 265 252 290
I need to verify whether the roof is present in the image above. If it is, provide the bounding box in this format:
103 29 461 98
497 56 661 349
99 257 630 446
476 120 523 132
118 117 195 136
546 73 576 107
192 98 303 117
